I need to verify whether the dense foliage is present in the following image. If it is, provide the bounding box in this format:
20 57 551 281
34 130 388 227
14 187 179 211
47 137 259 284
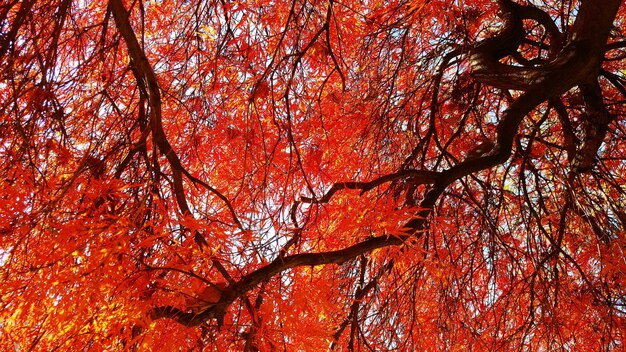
1 0 625 350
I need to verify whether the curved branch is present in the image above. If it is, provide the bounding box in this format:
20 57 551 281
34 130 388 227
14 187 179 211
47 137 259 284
516 3 563 58
150 231 412 327
468 1 596 91
299 169 439 204
109 0 243 244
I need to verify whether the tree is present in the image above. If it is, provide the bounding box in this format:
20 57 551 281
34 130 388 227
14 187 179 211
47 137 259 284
1 0 625 349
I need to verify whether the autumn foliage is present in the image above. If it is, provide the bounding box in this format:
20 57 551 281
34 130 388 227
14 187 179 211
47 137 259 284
1 0 626 350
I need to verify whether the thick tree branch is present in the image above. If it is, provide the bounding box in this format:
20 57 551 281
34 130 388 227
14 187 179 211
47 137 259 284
469 0 616 91
299 169 439 205
109 0 243 246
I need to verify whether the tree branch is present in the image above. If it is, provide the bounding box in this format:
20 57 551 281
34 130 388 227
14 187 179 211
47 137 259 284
109 0 243 249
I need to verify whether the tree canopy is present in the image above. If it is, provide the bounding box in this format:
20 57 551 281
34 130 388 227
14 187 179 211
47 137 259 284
1 0 626 350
